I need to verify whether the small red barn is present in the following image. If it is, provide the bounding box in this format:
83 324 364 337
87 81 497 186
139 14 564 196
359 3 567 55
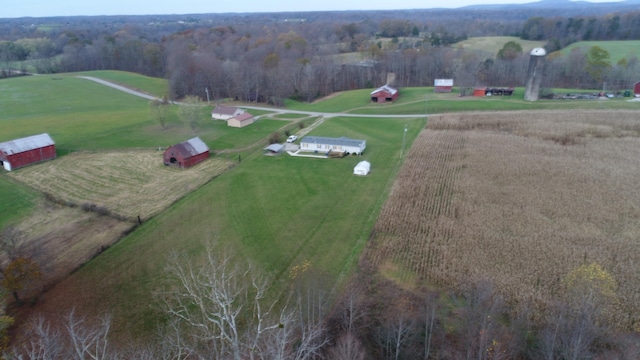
0 133 56 171
163 137 209 168
434 79 453 93
473 87 487 97
370 85 398 103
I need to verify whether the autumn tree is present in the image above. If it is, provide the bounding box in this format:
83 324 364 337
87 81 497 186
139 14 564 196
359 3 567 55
497 41 523 61
585 45 611 85
0 227 41 306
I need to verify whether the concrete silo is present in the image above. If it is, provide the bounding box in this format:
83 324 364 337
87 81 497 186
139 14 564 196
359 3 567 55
524 48 547 101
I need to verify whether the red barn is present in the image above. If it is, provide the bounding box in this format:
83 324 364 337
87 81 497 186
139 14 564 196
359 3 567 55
370 85 398 103
0 133 56 171
634 81 640 97
434 79 453 93
163 137 209 168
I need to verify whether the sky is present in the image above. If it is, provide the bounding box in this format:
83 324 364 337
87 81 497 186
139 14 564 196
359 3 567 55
2 0 624 18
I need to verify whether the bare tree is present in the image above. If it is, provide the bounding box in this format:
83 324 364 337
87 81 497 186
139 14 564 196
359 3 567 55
161 245 328 360
176 95 203 133
149 97 171 130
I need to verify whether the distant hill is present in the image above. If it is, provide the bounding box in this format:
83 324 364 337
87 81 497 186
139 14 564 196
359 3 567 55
461 0 640 16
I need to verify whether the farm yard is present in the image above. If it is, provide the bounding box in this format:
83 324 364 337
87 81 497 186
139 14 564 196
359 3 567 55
364 110 640 331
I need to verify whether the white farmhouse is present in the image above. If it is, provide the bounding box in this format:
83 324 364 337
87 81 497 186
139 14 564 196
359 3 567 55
300 136 366 155
211 105 245 120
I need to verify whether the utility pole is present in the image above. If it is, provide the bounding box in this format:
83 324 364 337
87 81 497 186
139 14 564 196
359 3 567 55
205 87 210 104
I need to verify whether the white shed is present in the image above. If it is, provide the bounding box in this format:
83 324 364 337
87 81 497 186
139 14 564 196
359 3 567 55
353 161 371 176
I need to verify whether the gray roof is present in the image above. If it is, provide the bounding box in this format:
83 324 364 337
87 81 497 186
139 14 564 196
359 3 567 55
300 136 365 148
0 133 54 155
212 105 241 115
264 143 284 152
184 137 209 154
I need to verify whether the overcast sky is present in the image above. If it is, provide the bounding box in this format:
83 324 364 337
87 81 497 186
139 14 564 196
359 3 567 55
2 0 624 18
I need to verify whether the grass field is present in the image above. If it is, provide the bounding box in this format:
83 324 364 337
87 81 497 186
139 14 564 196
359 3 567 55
363 110 640 330
74 70 170 98
559 40 640 65
23 115 426 340
454 36 547 58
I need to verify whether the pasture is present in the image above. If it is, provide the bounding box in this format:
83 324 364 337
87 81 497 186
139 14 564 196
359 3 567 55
363 110 640 330
454 36 547 57
559 40 640 64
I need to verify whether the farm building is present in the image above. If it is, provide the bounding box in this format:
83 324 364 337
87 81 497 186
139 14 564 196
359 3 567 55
163 137 209 168
227 112 255 128
370 85 398 103
300 136 366 155
634 82 640 97
0 133 56 171
353 161 371 175
211 105 245 120
434 79 453 93
473 87 514 97
264 143 284 155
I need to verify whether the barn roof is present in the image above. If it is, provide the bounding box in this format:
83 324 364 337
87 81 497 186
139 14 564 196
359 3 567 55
0 133 54 155
171 137 209 157
370 85 397 96
434 79 453 86
212 105 242 115
301 136 366 148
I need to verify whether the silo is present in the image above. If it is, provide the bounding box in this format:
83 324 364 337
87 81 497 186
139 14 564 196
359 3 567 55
524 48 547 101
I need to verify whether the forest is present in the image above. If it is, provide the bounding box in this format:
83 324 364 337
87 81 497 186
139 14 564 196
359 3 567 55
2 7 640 103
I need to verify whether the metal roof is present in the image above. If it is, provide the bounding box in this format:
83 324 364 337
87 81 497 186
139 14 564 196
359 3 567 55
170 137 209 158
370 85 397 96
0 133 54 155
434 79 453 86
301 136 365 148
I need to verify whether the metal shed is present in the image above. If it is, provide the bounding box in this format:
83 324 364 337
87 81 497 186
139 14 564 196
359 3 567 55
0 133 56 171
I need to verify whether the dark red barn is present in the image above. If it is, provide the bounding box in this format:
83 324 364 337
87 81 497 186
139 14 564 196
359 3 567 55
370 85 398 103
634 81 640 97
0 133 56 171
163 137 209 168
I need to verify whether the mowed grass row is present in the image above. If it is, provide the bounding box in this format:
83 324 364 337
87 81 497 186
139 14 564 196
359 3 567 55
9 151 235 220
33 115 426 340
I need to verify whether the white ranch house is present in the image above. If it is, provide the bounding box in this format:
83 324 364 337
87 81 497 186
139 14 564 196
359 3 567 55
211 105 245 120
300 136 366 155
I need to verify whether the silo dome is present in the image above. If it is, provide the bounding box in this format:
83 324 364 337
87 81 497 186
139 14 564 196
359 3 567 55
530 48 547 56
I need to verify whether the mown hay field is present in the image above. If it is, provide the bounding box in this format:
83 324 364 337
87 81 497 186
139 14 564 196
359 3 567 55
364 110 640 330
9 151 234 221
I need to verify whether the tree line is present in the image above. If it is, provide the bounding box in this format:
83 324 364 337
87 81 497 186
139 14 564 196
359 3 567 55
2 10 640 99
5 244 637 359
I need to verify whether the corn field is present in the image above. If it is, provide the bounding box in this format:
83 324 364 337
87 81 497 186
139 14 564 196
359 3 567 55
363 110 640 330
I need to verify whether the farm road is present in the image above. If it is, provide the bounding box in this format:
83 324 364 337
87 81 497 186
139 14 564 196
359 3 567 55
78 76 428 118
